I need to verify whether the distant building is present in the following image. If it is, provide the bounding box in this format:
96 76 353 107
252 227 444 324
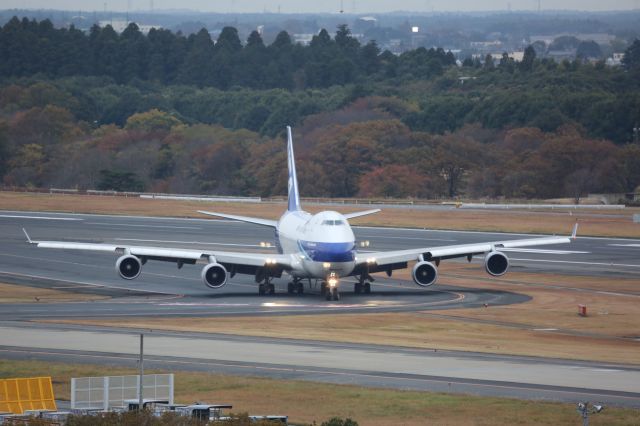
293 33 314 45
354 16 377 32
607 52 625 66
484 51 525 62
98 20 161 34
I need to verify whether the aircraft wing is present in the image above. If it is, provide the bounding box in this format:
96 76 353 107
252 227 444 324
356 224 578 269
198 210 278 228
24 230 293 272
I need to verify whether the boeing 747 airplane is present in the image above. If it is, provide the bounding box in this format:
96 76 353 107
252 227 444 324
25 126 577 300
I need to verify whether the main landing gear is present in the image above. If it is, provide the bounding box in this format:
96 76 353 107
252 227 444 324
354 274 373 294
287 279 304 295
258 279 275 296
354 281 371 294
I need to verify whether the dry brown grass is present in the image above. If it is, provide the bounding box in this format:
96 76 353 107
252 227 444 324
48 265 640 365
1 191 638 237
0 282 107 303
0 359 636 425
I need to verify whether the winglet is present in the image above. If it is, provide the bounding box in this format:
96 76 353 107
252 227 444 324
571 222 579 240
23 228 33 244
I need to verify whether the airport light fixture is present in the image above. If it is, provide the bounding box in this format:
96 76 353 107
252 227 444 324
576 402 603 426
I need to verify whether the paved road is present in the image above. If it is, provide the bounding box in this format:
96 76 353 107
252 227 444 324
0 323 639 408
0 210 639 407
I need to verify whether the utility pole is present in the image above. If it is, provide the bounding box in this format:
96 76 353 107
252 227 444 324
138 333 144 411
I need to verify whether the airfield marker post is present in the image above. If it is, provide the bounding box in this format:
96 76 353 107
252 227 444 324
139 333 144 411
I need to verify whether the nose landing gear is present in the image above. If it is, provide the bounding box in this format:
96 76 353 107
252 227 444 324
324 272 340 301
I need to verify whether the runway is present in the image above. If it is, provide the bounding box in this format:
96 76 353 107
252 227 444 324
0 210 639 407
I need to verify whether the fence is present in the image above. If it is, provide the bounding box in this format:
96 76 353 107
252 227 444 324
71 374 174 411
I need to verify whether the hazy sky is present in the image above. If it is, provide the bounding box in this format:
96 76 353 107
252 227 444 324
2 0 639 13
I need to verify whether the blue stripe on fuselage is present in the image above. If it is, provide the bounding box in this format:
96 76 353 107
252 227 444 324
299 241 355 262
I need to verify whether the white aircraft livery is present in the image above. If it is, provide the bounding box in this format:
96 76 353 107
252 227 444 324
25 126 577 300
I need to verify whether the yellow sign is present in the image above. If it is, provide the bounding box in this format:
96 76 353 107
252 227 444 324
0 377 57 414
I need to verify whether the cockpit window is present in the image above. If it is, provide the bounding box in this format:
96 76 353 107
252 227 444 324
321 220 345 226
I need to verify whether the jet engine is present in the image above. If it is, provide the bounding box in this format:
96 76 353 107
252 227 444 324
116 254 142 280
412 261 438 287
484 251 509 276
202 263 228 289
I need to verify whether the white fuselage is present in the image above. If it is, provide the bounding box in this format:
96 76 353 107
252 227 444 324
276 210 357 279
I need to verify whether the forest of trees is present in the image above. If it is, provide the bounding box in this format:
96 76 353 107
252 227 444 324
1 17 640 201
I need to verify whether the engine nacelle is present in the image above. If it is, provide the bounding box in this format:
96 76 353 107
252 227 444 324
202 263 228 289
485 251 509 276
116 254 142 280
412 261 438 287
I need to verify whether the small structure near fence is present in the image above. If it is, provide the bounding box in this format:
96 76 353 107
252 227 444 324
0 377 57 415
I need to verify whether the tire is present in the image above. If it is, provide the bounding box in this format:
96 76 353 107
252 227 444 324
268 283 275 295
320 282 327 295
258 284 265 296
364 282 371 294
325 290 332 301
354 283 362 294
296 282 304 294
287 282 294 294
332 288 340 301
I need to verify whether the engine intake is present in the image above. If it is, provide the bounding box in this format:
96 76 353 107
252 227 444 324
202 263 228 289
485 251 509 276
412 261 438 287
116 255 142 280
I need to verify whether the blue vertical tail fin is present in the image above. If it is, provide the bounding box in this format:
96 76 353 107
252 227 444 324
286 126 301 212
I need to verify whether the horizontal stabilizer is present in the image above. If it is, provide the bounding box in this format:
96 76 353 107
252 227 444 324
198 210 278 228
344 209 381 220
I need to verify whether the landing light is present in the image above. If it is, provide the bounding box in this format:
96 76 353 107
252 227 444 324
366 257 377 264
323 262 331 269
328 276 338 288
360 241 370 248
260 242 272 248
265 258 277 265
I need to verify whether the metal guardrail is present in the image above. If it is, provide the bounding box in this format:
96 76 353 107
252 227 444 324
140 194 261 203
459 203 625 210
0 187 631 209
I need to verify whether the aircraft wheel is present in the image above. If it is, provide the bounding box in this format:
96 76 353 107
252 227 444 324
325 289 332 301
364 282 371 294
258 284 266 296
268 283 276 295
332 288 340 301
287 282 295 294
320 282 327 295
354 283 362 294
296 282 304 294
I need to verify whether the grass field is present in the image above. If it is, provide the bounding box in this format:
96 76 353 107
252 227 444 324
0 359 636 425
48 263 640 365
0 282 106 303
1 191 638 237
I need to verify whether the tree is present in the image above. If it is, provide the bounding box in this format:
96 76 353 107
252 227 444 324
622 39 640 71
433 134 484 198
576 40 602 60
125 109 182 132
484 54 495 70
359 40 380 75
97 169 145 192
178 29 214 86
358 164 429 198
520 45 536 72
